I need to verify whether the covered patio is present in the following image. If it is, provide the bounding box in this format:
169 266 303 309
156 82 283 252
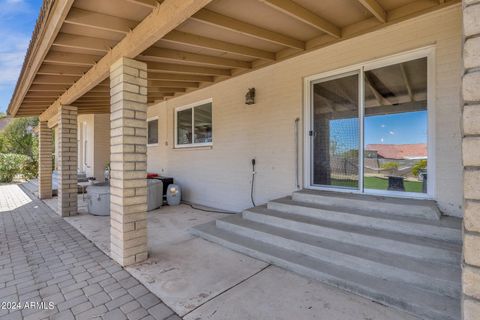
6 0 480 319
18 181 417 320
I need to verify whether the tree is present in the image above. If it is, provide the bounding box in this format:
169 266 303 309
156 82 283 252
0 117 39 182
0 117 38 157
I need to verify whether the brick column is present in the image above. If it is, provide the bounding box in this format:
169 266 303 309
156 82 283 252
58 105 78 217
462 1 480 318
38 121 52 199
109 57 148 266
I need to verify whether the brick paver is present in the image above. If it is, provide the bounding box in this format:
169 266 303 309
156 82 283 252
0 184 176 319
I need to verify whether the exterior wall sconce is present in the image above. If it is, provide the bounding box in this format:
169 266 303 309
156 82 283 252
245 88 256 105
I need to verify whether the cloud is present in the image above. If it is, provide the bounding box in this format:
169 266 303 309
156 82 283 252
380 124 385 128
389 131 395 135
0 31 30 85
380 138 384 143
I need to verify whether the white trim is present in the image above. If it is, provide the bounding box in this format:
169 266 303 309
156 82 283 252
147 116 159 147
303 45 436 200
174 98 213 149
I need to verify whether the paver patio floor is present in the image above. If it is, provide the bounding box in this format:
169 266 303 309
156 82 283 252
0 184 179 320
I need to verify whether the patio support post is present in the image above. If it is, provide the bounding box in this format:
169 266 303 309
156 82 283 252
58 105 78 217
462 1 480 318
38 121 52 199
109 57 148 266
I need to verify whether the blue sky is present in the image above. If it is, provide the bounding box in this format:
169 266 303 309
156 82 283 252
0 0 42 113
364 111 427 145
329 111 428 151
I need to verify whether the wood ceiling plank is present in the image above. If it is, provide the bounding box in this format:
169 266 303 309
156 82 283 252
53 33 117 53
191 9 305 49
29 84 70 92
163 30 276 60
148 80 199 88
149 87 186 93
357 0 387 23
37 64 89 76
125 0 159 9
25 92 61 98
33 75 80 85
259 0 340 37
44 51 102 67
147 62 230 76
64 8 137 34
147 72 214 82
140 47 251 68
41 0 213 121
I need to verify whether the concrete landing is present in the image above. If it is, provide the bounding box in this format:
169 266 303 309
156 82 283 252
184 266 418 320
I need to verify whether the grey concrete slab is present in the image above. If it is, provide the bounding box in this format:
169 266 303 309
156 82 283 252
62 202 268 316
184 266 420 320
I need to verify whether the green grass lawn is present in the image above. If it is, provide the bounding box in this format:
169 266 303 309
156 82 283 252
331 177 423 193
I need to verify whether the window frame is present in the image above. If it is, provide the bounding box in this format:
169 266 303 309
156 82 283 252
174 98 213 149
147 116 159 147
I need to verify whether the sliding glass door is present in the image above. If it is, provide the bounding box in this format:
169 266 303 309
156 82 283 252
311 72 360 190
307 50 431 197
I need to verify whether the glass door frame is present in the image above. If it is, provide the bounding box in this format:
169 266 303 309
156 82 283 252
303 46 435 200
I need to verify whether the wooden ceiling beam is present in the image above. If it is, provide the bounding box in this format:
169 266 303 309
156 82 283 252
37 64 89 76
24 98 56 103
148 72 214 82
140 47 251 69
191 9 305 49
81 92 110 98
64 8 137 34
259 0 340 37
399 63 414 102
148 80 199 88
163 30 275 60
33 75 80 85
29 84 70 92
125 0 159 9
53 33 117 53
41 0 213 121
25 92 61 98
147 62 230 76
357 0 387 23
19 101 52 106
44 51 102 67
149 87 186 93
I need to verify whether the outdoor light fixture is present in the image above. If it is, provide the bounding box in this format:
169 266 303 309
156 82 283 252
166 184 181 206
245 88 256 105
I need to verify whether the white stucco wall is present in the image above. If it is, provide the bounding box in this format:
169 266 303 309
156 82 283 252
147 6 463 216
77 114 110 181
93 114 110 181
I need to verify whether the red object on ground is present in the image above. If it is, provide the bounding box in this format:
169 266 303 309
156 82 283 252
147 173 159 179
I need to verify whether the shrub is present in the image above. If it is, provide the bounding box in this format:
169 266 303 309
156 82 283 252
0 153 37 182
412 159 427 177
381 161 399 170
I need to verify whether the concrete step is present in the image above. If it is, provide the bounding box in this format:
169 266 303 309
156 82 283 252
217 214 461 298
244 206 461 266
268 197 462 243
292 189 442 220
192 221 460 320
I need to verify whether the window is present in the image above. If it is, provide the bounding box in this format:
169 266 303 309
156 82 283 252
175 99 213 147
147 118 158 145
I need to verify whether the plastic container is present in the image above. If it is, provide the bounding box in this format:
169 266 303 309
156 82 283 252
147 179 163 211
87 182 110 216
